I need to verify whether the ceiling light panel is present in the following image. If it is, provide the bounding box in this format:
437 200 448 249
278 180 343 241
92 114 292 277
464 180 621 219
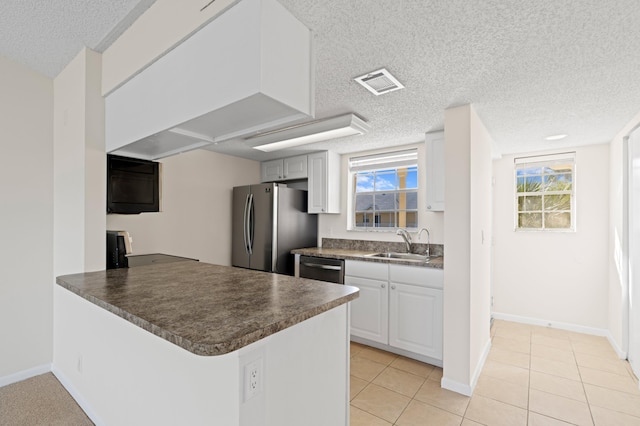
354 68 404 96
248 114 370 152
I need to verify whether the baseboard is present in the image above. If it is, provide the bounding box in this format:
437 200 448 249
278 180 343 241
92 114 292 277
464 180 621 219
0 364 51 388
440 338 491 397
470 338 492 390
492 312 610 337
492 312 628 359
441 377 473 396
51 366 103 426
605 331 628 359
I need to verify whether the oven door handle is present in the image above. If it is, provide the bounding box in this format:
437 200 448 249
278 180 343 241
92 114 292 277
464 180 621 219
301 263 343 271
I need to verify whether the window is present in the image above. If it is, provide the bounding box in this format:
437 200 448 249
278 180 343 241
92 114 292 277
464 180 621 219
515 153 575 231
350 149 418 230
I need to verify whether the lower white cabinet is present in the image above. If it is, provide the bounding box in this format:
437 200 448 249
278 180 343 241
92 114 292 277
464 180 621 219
348 264 389 344
346 260 443 361
389 283 443 359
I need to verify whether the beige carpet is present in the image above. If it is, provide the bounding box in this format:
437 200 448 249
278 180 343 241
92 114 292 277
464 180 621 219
0 373 93 426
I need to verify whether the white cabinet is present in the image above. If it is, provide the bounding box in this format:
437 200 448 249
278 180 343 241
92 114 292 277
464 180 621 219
389 265 443 359
308 151 340 214
425 131 445 211
346 260 443 361
105 0 313 160
347 261 389 344
261 155 308 182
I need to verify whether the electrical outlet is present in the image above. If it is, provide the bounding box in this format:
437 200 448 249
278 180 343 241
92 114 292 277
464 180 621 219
244 358 262 401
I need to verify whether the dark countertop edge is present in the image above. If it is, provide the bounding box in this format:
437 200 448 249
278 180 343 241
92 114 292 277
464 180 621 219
56 277 359 356
291 248 444 269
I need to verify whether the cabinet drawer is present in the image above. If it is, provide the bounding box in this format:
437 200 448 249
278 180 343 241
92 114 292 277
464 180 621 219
345 260 388 280
389 264 443 289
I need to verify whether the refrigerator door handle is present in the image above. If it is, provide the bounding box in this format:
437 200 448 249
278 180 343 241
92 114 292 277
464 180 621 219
243 194 250 255
247 193 254 255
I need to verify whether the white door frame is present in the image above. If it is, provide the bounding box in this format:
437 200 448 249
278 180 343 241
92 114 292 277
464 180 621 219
626 127 640 381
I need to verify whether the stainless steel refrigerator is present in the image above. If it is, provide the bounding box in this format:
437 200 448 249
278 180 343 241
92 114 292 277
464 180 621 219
232 183 317 275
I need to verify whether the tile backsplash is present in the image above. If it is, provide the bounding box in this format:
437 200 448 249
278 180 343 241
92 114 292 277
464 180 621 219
322 238 443 257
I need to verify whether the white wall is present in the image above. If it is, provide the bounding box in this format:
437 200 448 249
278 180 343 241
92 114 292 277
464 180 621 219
0 55 53 378
317 142 444 245
441 105 493 395
492 144 610 332
107 149 260 265
608 109 640 353
53 49 105 278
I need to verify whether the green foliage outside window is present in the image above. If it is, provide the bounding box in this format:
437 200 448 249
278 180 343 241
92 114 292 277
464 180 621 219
516 157 574 230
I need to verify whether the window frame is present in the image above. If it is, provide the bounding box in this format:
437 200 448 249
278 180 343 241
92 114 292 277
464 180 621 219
348 149 419 231
513 152 576 232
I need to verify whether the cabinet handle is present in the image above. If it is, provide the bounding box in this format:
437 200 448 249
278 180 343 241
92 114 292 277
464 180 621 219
391 285 396 290
427 205 432 209
381 284 386 288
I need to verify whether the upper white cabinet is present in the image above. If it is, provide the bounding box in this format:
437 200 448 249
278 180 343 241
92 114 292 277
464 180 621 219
308 151 340 214
105 0 314 160
261 155 308 182
425 131 445 211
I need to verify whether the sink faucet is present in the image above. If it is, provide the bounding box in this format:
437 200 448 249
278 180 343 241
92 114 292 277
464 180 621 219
418 228 430 257
396 228 412 253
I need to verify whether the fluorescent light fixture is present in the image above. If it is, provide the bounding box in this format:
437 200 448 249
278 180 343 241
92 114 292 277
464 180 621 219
248 114 370 152
545 134 568 141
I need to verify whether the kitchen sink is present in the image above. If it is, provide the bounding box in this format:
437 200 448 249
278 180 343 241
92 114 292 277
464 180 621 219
366 252 430 262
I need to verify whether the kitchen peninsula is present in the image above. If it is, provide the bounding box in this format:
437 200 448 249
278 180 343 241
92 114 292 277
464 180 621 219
54 261 358 426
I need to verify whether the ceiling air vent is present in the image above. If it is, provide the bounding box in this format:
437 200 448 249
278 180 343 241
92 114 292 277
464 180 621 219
354 68 404 96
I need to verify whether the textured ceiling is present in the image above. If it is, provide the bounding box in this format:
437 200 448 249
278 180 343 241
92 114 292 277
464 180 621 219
207 0 640 160
1 1 639 159
0 0 156 78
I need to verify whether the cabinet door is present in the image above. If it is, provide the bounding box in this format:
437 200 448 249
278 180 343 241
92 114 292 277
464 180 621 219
283 155 308 180
425 131 445 211
347 275 389 344
261 159 283 182
308 152 328 213
389 283 443 359
308 151 340 213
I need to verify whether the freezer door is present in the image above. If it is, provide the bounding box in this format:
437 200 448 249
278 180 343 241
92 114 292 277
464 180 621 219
275 187 318 274
231 185 251 268
249 183 275 272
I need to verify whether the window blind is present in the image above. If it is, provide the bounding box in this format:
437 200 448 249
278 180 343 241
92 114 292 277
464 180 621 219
349 148 418 172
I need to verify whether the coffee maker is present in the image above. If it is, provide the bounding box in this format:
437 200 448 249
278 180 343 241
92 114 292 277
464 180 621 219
106 230 132 269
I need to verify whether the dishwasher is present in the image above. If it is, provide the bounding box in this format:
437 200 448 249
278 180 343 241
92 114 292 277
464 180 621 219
298 255 345 284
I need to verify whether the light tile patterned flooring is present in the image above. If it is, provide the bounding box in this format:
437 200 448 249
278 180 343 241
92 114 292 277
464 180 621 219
350 320 640 425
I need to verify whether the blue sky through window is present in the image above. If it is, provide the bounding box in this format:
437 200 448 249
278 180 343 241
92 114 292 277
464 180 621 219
356 167 417 192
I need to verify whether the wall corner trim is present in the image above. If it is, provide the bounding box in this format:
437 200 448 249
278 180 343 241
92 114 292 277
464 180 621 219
0 363 52 388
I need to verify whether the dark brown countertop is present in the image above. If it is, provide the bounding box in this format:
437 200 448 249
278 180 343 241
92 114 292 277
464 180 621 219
56 261 359 356
291 247 444 269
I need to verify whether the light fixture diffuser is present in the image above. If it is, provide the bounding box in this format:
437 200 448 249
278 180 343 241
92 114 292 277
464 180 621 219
248 114 369 152
545 134 568 141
